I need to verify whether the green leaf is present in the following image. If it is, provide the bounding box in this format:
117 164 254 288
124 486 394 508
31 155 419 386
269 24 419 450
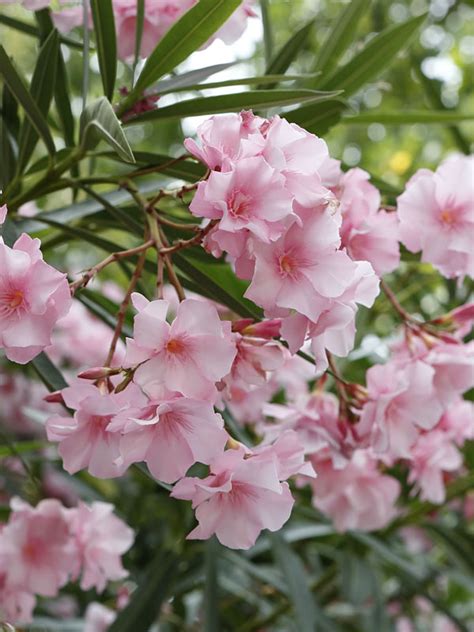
173 253 262 319
31 352 68 392
284 99 349 135
260 0 273 65
265 19 314 77
108 551 177 632
270 533 317 632
17 29 59 172
203 538 220 632
36 10 76 149
126 90 340 124
154 62 237 93
80 97 135 162
159 73 320 94
0 13 84 50
134 0 145 70
343 110 474 124
314 0 370 76
351 532 426 581
90 0 117 100
98 151 207 181
0 44 55 155
134 0 242 92
320 14 427 96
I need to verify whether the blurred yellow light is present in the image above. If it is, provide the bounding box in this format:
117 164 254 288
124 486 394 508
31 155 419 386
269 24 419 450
389 150 412 175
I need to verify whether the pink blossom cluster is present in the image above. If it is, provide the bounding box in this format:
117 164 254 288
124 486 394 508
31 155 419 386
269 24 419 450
397 154 474 279
186 111 383 373
0 207 71 364
44 293 316 549
0 497 133 625
0 1 256 61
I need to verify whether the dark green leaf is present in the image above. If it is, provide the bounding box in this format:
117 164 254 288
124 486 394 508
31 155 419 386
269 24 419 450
320 14 427 96
314 0 370 76
203 538 220 632
173 253 262 319
284 99 349 135
270 533 318 632
0 44 55 155
17 29 59 172
31 352 68 392
80 97 135 162
108 551 177 632
0 13 84 50
134 0 242 92
126 90 340 124
260 0 274 64
90 0 117 100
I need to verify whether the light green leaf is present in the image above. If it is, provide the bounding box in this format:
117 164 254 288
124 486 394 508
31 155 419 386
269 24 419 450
134 0 145 70
320 14 427 96
17 28 59 172
90 0 117 100
0 44 55 155
80 97 135 162
126 90 340 124
265 19 315 80
343 110 474 124
154 62 237 93
314 0 370 76
159 73 320 94
134 0 242 92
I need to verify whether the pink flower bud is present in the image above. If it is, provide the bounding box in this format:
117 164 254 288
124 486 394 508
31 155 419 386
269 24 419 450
78 366 121 380
242 319 282 338
44 390 65 404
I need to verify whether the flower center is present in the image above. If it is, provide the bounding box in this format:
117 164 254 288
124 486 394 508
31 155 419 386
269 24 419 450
0 288 26 317
228 190 251 218
166 338 185 355
279 254 298 277
22 539 43 564
440 209 455 225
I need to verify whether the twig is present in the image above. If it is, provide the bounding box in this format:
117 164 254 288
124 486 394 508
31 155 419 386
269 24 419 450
380 279 419 324
70 240 154 294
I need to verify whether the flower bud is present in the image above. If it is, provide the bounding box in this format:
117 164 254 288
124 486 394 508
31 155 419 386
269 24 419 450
78 366 121 380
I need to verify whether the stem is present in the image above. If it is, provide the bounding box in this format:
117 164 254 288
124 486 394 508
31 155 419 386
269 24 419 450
380 279 418 324
70 240 154 294
104 246 149 367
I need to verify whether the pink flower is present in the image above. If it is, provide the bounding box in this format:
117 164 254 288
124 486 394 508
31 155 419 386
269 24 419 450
108 397 228 483
124 294 236 401
245 205 354 321
0 204 7 224
251 429 316 480
46 380 147 478
223 381 278 424
436 399 474 446
358 360 444 458
171 447 294 549
184 111 264 171
0 572 36 626
397 154 474 279
0 233 72 364
309 451 400 531
407 430 462 503
0 498 77 598
70 501 134 592
190 156 295 250
225 333 286 390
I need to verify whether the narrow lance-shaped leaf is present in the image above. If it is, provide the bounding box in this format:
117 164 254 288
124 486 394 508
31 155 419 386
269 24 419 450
203 538 221 632
320 13 427 96
0 44 55 155
314 0 371 76
133 0 145 70
90 0 117 100
134 0 242 92
284 99 349 136
80 97 135 162
108 551 178 632
125 90 340 125
342 110 474 125
17 28 59 172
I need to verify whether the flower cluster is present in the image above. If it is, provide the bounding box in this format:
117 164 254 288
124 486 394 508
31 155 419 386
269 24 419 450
0 497 133 625
187 112 383 373
0 207 71 364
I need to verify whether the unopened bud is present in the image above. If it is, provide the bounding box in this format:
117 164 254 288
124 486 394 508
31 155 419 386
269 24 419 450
44 390 65 404
78 366 121 380
242 319 282 338
232 318 254 333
